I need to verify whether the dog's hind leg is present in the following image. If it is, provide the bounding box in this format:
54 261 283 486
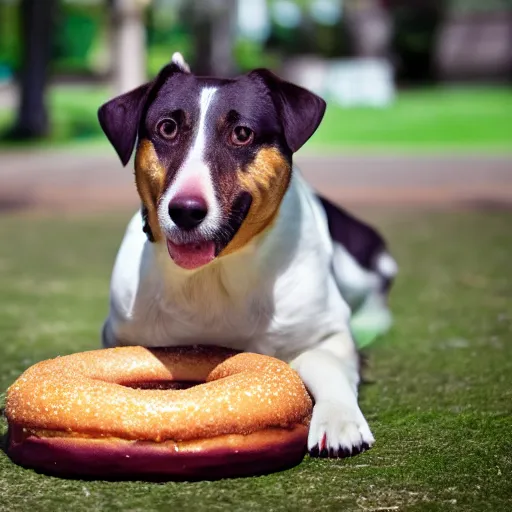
350 290 393 347
316 195 398 346
330 243 397 346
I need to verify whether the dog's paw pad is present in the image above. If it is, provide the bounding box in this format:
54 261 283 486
308 401 374 458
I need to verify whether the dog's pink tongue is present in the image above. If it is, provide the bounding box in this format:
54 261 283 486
166 239 215 270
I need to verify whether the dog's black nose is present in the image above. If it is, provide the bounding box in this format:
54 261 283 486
168 196 208 230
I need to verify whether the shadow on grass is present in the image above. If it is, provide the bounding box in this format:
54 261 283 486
1 394 8 461
0 420 306 485
0 196 36 213
460 198 512 211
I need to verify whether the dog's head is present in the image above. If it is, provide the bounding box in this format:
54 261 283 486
98 53 325 270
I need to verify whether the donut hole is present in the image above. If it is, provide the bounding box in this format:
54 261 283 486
120 380 203 391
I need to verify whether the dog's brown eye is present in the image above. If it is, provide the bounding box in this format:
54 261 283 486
231 126 254 146
157 119 178 140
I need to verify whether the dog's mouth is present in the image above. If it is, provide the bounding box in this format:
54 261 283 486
166 238 216 270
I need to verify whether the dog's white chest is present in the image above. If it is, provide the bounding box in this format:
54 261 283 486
138 274 272 350
104 175 351 359
110 268 339 361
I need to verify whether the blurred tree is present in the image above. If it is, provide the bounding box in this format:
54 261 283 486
265 0 353 60
0 2 21 75
52 1 101 75
108 0 148 94
181 0 237 76
8 0 56 139
380 0 445 84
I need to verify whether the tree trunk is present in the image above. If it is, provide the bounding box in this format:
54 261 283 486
10 0 55 139
384 0 445 84
185 0 237 77
110 0 147 94
210 0 237 77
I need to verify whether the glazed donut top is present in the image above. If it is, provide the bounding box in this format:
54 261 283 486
6 346 313 442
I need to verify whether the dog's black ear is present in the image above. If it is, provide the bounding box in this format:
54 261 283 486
97 82 152 166
249 68 326 153
98 61 186 166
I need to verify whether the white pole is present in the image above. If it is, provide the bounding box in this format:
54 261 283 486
112 0 148 94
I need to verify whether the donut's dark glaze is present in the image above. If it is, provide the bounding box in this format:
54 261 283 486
7 423 308 480
6 346 313 480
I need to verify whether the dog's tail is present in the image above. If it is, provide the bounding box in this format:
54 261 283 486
375 250 398 293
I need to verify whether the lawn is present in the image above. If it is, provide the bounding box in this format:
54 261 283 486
312 87 512 152
0 85 111 145
0 208 511 511
1 85 511 151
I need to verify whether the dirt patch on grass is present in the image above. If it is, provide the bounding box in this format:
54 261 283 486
1 187 512 216
1 150 511 214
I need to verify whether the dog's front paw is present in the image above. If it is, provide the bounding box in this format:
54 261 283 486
308 400 375 458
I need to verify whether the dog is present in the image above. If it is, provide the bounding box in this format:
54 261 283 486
98 53 397 458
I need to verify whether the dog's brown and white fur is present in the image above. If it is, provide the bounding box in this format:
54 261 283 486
98 53 397 458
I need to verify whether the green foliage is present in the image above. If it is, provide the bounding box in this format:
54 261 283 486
0 2 21 74
48 85 111 140
0 1 107 76
52 2 106 75
264 0 351 59
0 209 511 510
145 5 194 78
234 39 280 72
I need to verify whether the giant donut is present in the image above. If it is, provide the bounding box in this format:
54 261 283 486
6 346 313 479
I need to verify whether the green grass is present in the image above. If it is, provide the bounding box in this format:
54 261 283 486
0 209 511 511
310 87 512 152
0 85 112 147
1 86 511 151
